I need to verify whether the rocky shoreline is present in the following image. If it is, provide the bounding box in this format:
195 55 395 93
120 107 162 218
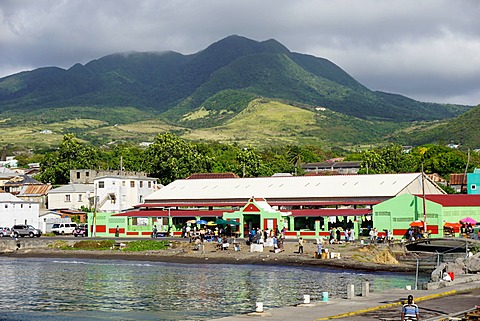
1 238 421 273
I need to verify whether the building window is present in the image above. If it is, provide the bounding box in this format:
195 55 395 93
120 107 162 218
77 172 81 179
130 181 135 188
139 195 143 203
140 181 143 188
98 181 105 188
65 195 71 202
122 181 126 186
78 194 83 202
4 204 7 208
86 171 90 177
472 184 477 190
148 181 151 188
21 204 23 208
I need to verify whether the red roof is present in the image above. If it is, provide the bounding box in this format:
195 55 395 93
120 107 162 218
135 200 379 208
289 208 372 217
419 194 480 207
113 210 233 217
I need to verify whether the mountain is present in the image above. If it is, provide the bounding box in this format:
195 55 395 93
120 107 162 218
0 35 474 149
389 104 480 148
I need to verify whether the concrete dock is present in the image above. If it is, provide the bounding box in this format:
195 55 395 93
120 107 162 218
212 274 480 321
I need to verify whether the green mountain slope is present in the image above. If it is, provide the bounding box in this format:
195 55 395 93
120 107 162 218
0 35 474 149
390 104 480 147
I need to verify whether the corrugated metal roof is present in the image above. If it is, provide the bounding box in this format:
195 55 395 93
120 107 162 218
145 173 444 202
421 194 480 207
449 173 466 185
113 210 230 217
19 184 52 196
187 173 239 179
48 184 94 193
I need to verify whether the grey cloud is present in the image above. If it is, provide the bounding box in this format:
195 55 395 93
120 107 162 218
0 0 479 105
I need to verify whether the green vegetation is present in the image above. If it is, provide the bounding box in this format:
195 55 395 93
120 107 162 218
122 240 170 252
47 240 116 250
0 35 475 152
31 133 479 191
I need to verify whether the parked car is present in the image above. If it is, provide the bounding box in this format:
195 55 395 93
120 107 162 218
0 227 11 237
11 225 42 238
73 224 88 237
51 223 78 235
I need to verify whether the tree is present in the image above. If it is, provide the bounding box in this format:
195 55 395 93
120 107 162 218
38 134 99 184
142 133 213 185
235 147 263 177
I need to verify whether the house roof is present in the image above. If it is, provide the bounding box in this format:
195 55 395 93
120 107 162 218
421 194 480 207
18 184 52 196
449 173 467 185
302 161 361 170
0 193 24 202
4 175 41 185
145 173 445 204
48 184 94 194
94 175 158 181
187 172 239 179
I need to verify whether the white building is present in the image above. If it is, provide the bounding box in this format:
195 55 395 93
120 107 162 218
47 184 94 211
0 193 40 228
94 175 158 212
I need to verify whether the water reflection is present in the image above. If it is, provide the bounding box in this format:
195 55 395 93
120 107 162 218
0 257 427 320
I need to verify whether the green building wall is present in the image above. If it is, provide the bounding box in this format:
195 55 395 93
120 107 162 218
373 194 480 239
373 194 443 239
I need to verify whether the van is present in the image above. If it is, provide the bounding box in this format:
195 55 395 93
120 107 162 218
51 223 78 235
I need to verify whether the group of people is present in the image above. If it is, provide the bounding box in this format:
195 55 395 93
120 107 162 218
329 227 355 244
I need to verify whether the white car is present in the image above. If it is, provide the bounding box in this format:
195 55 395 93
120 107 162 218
0 227 11 237
51 223 78 235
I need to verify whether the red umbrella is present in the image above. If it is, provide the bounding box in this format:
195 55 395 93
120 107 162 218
459 217 477 225
409 220 425 227
444 222 462 229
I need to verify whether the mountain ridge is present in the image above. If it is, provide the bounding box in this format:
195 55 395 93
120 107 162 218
0 35 475 149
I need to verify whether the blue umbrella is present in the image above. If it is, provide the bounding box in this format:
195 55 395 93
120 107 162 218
196 220 208 225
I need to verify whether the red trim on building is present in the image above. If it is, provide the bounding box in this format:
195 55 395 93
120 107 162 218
393 229 408 236
300 231 316 236
318 231 330 237
96 225 106 233
246 204 260 212
108 228 125 234
135 200 380 208
284 231 297 237
141 232 152 236
113 210 233 217
126 231 139 236
289 208 371 217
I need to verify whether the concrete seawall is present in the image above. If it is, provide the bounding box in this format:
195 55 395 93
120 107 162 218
0 238 75 252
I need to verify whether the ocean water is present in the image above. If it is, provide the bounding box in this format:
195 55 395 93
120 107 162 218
0 257 427 320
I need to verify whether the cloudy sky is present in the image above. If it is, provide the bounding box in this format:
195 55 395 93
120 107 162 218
1 0 479 105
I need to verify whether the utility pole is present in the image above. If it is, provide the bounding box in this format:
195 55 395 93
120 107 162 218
421 164 427 234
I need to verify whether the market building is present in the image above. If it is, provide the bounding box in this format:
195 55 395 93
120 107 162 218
373 194 480 239
88 173 446 239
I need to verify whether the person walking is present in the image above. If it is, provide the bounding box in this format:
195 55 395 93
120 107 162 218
298 237 304 254
401 294 419 321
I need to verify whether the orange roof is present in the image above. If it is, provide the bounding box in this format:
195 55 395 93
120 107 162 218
449 173 466 185
20 184 52 195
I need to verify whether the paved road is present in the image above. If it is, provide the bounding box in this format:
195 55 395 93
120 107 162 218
335 288 480 321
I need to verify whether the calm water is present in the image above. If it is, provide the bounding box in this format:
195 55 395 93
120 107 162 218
0 257 427 320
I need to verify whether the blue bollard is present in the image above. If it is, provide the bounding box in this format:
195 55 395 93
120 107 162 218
322 291 329 302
